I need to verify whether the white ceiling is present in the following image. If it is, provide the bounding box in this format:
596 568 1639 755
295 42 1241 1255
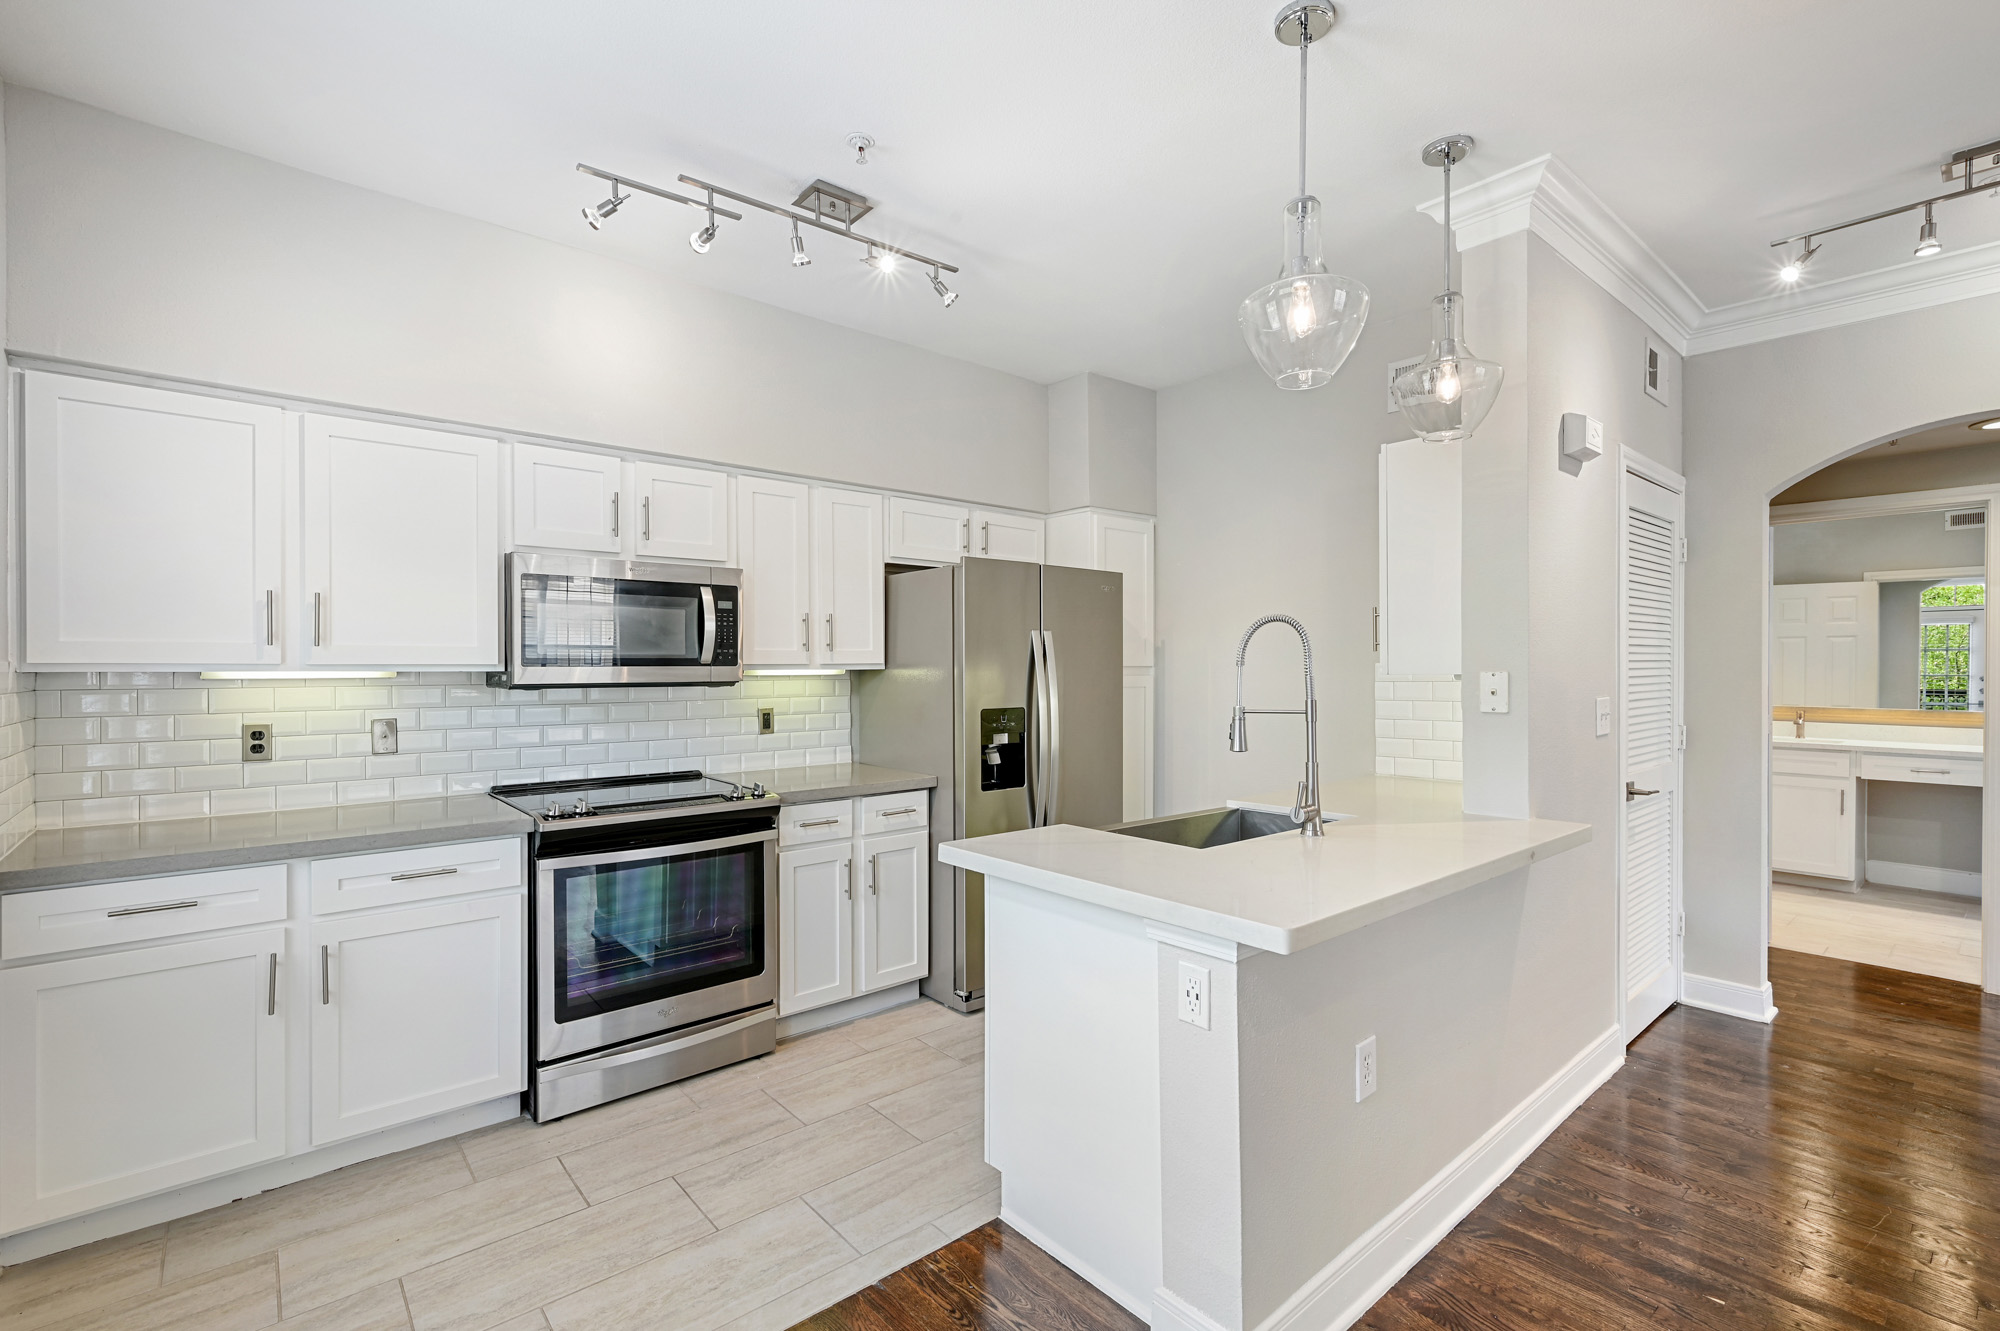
0 0 1997 388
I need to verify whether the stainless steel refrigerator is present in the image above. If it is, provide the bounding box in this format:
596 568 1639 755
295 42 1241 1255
854 557 1123 1012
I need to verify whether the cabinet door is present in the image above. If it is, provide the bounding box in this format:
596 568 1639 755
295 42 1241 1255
886 497 970 564
813 487 886 668
1378 438 1461 677
634 463 732 562
24 372 285 666
778 843 854 1015
1770 773 1856 879
971 510 1045 563
857 830 929 993
301 416 501 667
310 895 525 1145
0 929 286 1231
512 442 622 553
737 477 813 666
1095 515 1155 668
1122 668 1155 822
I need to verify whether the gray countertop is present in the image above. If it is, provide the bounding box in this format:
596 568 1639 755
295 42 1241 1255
0 763 936 894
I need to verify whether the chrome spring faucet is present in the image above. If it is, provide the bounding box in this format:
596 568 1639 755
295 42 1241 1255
1227 614 1323 836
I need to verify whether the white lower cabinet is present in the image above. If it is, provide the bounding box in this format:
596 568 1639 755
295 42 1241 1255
777 798 931 1017
0 929 288 1232
1770 772 1857 879
310 894 525 1146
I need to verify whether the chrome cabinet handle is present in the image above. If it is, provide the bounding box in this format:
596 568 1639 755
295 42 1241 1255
611 492 620 537
1908 768 1953 774
843 860 852 900
825 614 834 652
313 592 324 647
1372 606 1379 654
1839 788 1845 815
801 614 809 650
106 899 198 918
1624 781 1659 801
982 521 990 554
799 817 841 828
700 586 718 665
266 590 277 647
389 866 458 882
267 952 278 1016
868 854 878 895
877 807 917 818
960 519 969 553
321 944 331 1005
642 495 651 540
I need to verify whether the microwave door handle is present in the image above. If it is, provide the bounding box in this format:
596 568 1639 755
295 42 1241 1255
699 586 717 665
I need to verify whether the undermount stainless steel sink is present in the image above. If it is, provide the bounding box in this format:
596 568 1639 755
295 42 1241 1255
1104 806 1301 849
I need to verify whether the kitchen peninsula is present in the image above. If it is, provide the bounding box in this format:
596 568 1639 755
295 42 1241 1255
939 776 1595 1331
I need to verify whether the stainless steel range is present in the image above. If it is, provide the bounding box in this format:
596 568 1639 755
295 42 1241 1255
491 770 780 1122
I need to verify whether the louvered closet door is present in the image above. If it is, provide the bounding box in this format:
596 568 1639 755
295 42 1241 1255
1620 465 1685 1042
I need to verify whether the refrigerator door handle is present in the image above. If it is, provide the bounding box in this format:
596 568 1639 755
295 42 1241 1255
1027 628 1049 827
1042 630 1061 825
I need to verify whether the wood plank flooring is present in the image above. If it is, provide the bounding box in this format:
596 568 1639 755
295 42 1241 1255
808 950 1998 1331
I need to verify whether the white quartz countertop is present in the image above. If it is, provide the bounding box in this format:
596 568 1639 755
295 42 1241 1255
1772 736 1982 758
939 776 1591 955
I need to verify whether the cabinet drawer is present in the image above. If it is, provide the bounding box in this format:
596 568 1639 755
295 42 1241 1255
780 799 854 848
1 864 288 960
310 837 523 915
1857 753 1983 787
860 791 930 835
1771 748 1853 778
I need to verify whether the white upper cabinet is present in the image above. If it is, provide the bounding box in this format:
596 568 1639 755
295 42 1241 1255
511 442 622 553
886 497 970 564
301 415 501 667
1377 438 1462 677
634 462 732 563
813 487 886 669
970 510 1046 564
737 476 813 666
1048 510 1155 668
24 372 285 667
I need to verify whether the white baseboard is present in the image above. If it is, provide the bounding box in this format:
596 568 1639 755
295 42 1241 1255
1001 1205 1155 1326
1864 859 1982 898
0 1095 520 1265
1247 1024 1624 1331
774 981 921 1040
1679 972 1778 1023
1152 1286 1233 1331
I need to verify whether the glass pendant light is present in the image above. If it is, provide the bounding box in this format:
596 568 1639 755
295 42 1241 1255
1237 1 1370 391
1392 136 1505 441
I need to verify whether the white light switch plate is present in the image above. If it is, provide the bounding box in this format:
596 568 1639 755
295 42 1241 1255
1596 697 1612 736
1478 671 1510 714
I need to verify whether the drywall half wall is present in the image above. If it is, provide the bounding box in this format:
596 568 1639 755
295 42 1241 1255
3 86 1048 511
1049 372 1158 515
1684 288 2000 997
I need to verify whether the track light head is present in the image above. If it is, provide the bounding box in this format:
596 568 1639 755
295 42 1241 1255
790 220 811 267
1915 204 1942 257
928 267 957 307
1778 239 1818 285
863 246 899 273
582 188 628 230
689 223 718 254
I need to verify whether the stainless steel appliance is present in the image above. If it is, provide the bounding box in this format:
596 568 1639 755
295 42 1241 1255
854 557 1122 1012
491 770 779 1121
489 553 741 689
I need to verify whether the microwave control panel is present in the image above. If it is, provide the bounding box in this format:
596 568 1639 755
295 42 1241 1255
711 594 739 665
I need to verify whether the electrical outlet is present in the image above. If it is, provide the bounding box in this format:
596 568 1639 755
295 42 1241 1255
758 706 776 735
241 723 274 763
1355 1035 1378 1102
1596 696 1612 736
1177 961 1210 1030
370 717 399 755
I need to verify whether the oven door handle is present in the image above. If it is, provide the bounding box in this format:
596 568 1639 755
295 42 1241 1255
699 586 718 665
535 826 777 873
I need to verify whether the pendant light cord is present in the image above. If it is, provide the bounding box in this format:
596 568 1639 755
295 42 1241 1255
1297 14 1310 202
1441 153 1453 293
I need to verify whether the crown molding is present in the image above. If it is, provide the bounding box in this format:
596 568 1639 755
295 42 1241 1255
1419 154 1703 355
1418 154 2000 362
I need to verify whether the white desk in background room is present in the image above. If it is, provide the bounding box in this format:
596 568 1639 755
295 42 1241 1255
1771 719 1984 892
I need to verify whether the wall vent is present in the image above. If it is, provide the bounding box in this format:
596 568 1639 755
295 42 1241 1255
1945 508 1986 530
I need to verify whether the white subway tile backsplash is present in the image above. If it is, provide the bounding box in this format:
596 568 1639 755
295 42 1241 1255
1376 666 1462 783
26 671 853 828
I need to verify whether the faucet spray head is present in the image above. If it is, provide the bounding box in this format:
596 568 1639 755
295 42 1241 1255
1227 706 1249 753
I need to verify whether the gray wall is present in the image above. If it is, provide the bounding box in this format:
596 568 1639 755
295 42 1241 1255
1771 512 1983 582
1879 581 1924 710
1868 781 1982 874
1683 290 2000 994
4 86 1050 511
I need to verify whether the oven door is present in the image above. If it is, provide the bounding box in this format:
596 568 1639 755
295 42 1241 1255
535 828 777 1061
503 553 741 687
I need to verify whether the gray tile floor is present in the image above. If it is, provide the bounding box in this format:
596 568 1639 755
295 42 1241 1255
1771 879 1982 983
0 999 994 1331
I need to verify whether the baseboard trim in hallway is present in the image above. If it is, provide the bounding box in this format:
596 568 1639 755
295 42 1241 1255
1679 969 1778 1022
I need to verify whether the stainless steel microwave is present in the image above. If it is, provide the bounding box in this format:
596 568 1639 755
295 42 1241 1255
489 553 742 689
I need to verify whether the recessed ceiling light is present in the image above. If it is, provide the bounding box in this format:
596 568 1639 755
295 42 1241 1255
1972 419 2000 431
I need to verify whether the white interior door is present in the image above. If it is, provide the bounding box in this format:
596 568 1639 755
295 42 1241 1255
1620 459 1685 1042
1770 581 1880 706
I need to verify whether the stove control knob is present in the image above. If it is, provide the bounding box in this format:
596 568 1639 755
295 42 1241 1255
571 798 593 817
543 803 566 821
750 783 768 799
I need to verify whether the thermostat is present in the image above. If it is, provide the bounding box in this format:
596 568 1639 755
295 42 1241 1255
1559 412 1603 463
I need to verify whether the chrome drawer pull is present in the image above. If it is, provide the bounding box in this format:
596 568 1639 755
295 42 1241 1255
798 818 841 829
267 953 278 1016
877 807 918 817
321 944 331 1005
1908 768 1953 774
389 866 459 882
106 899 199 918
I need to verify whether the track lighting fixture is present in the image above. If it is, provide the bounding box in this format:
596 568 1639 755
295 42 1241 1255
1915 203 1942 257
790 219 812 267
1777 239 1818 285
582 187 628 230
690 189 720 254
864 246 899 273
1391 135 1504 441
929 267 957 307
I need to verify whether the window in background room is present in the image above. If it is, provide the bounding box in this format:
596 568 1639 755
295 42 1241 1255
1918 581 1984 710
